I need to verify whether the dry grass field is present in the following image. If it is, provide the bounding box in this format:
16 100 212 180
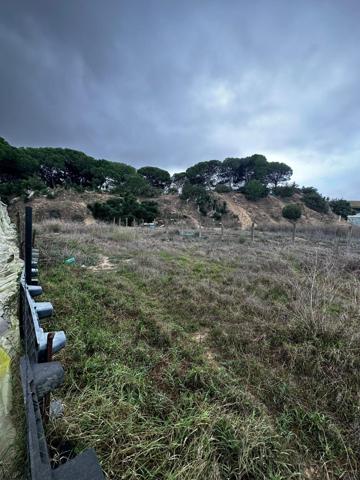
35 221 360 479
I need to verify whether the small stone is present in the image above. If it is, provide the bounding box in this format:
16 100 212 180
49 399 64 419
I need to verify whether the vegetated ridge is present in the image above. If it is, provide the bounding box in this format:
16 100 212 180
1 136 353 228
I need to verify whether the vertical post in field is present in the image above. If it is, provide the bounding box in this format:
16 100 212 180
292 222 296 244
347 224 353 251
251 221 255 243
220 222 224 240
334 227 340 255
25 206 32 285
125 217 128 227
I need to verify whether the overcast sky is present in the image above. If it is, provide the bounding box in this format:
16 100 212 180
0 0 359 198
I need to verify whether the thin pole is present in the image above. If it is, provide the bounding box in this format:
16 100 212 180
292 222 296 244
347 224 353 251
25 207 32 285
251 221 255 243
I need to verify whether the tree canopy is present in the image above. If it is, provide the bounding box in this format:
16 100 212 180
0 136 299 206
137 166 171 189
329 199 353 219
265 162 293 187
302 187 329 214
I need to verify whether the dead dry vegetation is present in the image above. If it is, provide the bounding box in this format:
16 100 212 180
35 221 360 479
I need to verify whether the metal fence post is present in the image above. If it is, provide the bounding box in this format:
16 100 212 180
25 206 32 285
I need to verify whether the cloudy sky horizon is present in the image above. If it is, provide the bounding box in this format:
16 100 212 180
1 0 359 198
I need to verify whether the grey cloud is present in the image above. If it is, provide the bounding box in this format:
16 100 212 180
0 0 359 197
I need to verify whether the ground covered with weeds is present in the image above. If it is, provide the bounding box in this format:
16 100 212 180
36 222 360 479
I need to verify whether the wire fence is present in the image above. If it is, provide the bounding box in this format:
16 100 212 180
19 206 103 480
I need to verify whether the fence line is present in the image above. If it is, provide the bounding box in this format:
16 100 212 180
19 206 103 480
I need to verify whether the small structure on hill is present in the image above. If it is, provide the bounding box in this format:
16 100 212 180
348 213 360 226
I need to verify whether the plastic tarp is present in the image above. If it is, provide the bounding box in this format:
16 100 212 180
0 202 22 466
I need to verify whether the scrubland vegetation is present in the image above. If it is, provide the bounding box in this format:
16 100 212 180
2 136 354 223
35 221 360 479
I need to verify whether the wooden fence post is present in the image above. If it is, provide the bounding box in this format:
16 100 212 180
292 222 296 244
334 227 340 255
251 221 255 243
347 224 353 251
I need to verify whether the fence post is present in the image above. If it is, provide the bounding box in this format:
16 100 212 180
220 222 223 240
251 221 255 243
334 227 341 255
347 224 353 251
42 332 54 422
25 206 32 285
292 222 296 244
125 217 128 227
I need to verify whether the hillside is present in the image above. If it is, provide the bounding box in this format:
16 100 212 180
155 192 340 229
1 136 350 228
8 189 341 231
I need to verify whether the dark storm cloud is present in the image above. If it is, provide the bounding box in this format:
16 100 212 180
0 0 359 197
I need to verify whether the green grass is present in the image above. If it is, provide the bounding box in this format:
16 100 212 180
36 222 360 479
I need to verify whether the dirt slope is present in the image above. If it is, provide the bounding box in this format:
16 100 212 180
216 192 341 228
8 189 342 229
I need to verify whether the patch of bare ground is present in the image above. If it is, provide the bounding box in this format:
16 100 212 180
191 328 218 366
88 255 115 272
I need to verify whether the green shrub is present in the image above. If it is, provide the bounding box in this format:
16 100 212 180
88 195 159 224
273 183 296 198
180 183 212 216
329 199 353 219
242 180 269 201
215 184 232 193
282 204 302 222
302 188 329 213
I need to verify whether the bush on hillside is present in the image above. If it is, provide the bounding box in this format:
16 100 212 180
282 204 302 222
329 199 353 219
242 180 269 201
180 183 212 215
272 183 296 198
88 195 159 224
302 187 329 213
215 184 232 193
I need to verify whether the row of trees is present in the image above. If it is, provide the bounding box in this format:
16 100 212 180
0 137 158 201
0 138 293 200
181 155 293 189
0 136 354 220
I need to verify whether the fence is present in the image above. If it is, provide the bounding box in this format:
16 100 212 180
19 207 103 480
169 222 360 247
